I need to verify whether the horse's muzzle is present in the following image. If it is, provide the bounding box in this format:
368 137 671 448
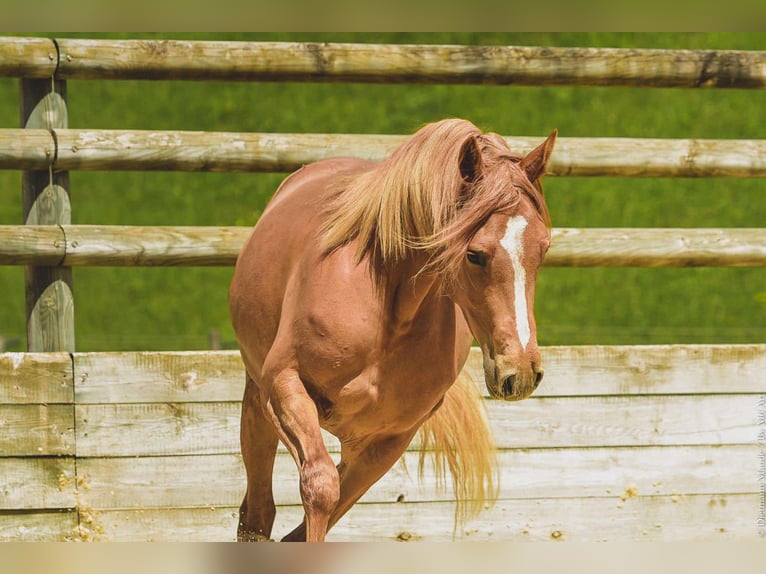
482 350 543 401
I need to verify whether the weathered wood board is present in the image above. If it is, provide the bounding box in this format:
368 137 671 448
82 494 760 542
73 394 756 458
0 510 78 542
0 352 72 404
73 345 766 403
0 404 74 456
0 457 76 509
74 445 756 510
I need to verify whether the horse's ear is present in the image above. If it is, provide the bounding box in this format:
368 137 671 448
459 135 483 184
521 129 557 182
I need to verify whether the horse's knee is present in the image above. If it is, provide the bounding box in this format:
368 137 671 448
300 457 340 516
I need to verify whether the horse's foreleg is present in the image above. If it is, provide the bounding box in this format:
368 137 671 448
266 368 339 543
282 430 416 541
238 373 279 542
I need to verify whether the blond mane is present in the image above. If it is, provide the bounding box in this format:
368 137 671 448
321 118 550 282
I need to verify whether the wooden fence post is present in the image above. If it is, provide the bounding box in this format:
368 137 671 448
20 74 75 352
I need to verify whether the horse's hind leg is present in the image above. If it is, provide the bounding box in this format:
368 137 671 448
238 373 279 542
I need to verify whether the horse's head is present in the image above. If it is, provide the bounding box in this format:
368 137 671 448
320 118 555 402
449 130 556 402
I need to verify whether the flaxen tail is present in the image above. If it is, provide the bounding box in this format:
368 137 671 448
416 369 498 533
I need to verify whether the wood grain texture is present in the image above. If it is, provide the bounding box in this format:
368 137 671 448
292 493 760 542
0 510 78 541
546 227 766 267
483 395 755 448
0 404 74 456
0 129 54 170
0 352 72 404
72 345 766 404
62 225 247 267
62 226 766 267
0 457 76 509
75 351 245 403
49 130 766 177
0 226 65 266
84 493 760 542
44 39 766 88
74 445 756 510
470 345 766 396
2 346 761 540
52 130 403 174
75 402 240 457
3 129 765 177
0 37 57 78
21 78 74 353
73 394 757 457
2 225 765 267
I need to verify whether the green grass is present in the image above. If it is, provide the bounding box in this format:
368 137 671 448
1 33 765 351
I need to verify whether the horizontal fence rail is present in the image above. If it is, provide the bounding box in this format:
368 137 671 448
1 225 765 267
1 38 766 88
1 129 765 178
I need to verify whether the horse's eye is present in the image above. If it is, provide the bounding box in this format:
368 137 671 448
466 251 487 266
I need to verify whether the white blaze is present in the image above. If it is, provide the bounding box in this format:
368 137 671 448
500 216 531 349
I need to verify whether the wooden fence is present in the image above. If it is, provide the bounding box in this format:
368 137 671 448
2 346 764 542
0 37 765 542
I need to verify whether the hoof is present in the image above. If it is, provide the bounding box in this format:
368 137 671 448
238 531 275 542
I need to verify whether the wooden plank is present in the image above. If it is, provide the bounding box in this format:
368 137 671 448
47 129 766 178
72 345 766 404
0 405 74 456
49 39 766 88
0 37 57 78
310 494 761 542
3 128 765 177
0 352 73 404
21 78 75 353
75 445 756 510
2 225 764 268
74 395 757 457
0 457 76 509
86 493 760 542
474 345 766 396
485 395 755 448
75 351 246 403
0 510 78 541
75 402 241 457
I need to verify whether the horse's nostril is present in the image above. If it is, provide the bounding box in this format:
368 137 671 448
502 374 516 396
534 370 544 387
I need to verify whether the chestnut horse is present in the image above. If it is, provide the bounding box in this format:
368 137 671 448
229 119 556 542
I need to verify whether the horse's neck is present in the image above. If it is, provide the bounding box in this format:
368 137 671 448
382 255 443 335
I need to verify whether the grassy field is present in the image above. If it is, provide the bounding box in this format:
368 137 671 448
1 33 765 351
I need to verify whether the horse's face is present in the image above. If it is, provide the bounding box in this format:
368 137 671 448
450 131 556 402
452 198 550 401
